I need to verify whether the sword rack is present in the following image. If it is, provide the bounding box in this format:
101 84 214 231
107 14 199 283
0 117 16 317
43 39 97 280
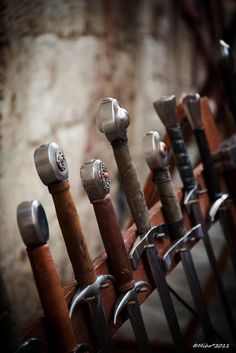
18 97 236 352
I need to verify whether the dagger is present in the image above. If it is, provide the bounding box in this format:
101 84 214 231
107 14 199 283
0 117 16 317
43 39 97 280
153 97 215 341
97 98 185 350
80 158 152 353
17 200 81 353
34 144 114 353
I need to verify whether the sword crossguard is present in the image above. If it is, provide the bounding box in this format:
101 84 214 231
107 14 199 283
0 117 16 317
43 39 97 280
162 224 203 271
129 225 168 270
34 142 68 185
69 275 115 318
209 193 230 222
97 97 130 142
113 281 150 325
183 185 199 207
17 200 49 248
80 159 111 202
16 338 45 353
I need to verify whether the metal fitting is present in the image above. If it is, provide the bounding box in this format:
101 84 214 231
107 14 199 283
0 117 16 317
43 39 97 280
143 131 168 171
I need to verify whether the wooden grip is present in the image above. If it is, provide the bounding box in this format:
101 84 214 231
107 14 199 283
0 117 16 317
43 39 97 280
28 245 77 353
48 180 96 287
93 197 135 293
112 140 151 236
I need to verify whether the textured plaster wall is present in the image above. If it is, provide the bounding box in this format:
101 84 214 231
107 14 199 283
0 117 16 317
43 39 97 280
0 0 199 330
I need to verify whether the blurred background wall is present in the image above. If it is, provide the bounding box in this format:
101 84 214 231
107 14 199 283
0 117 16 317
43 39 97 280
0 0 236 333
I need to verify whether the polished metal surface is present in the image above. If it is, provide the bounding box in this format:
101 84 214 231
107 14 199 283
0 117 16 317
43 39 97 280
143 131 168 171
17 200 49 247
80 159 111 202
183 93 202 129
209 193 229 222
153 95 177 128
34 142 68 185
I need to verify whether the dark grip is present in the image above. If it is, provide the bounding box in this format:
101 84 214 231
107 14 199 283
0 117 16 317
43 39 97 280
167 126 196 191
93 197 135 293
153 170 185 240
194 128 221 202
221 73 236 122
28 245 78 353
48 180 96 288
112 140 151 236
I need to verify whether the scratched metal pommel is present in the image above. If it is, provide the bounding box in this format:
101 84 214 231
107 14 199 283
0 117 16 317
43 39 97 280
17 200 49 248
143 131 168 171
183 93 202 129
80 159 111 202
153 95 177 128
97 97 130 142
34 142 68 185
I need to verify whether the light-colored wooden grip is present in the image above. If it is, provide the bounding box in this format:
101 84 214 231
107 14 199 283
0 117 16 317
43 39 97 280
112 140 151 236
28 245 77 353
48 180 96 287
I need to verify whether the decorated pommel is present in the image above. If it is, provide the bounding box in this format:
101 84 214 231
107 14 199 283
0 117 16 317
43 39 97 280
143 131 168 171
182 93 201 129
34 143 68 185
97 97 130 142
153 95 177 128
80 159 111 202
17 200 49 248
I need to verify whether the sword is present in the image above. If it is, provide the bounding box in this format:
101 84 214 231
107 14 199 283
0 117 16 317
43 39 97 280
80 159 152 353
34 144 114 353
17 200 81 353
97 98 185 350
183 93 236 278
153 97 215 341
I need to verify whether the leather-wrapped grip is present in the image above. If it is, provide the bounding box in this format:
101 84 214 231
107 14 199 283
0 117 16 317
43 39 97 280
194 128 222 202
167 125 196 191
93 197 135 293
153 170 185 240
28 245 77 353
111 140 151 236
48 180 96 287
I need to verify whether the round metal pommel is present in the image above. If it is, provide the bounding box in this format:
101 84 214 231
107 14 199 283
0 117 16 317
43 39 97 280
34 143 68 185
80 159 111 202
17 200 49 248
153 95 177 128
97 97 130 142
143 131 168 171
183 93 201 129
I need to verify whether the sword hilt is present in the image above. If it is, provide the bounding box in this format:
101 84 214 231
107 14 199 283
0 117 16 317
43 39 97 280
17 200 78 353
34 143 96 287
183 94 222 202
143 131 185 241
80 159 135 293
153 95 196 192
98 98 151 237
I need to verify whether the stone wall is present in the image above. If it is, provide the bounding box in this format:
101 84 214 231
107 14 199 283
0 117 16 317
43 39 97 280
0 0 224 331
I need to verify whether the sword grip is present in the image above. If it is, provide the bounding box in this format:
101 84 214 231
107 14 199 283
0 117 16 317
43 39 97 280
27 245 78 353
93 197 135 293
111 140 151 236
48 180 96 287
153 170 185 240
194 128 221 202
167 125 196 191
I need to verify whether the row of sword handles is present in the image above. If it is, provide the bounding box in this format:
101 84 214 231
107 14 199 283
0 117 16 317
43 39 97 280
14 93 234 353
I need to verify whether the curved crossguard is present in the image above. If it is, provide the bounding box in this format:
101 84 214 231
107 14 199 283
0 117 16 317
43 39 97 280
17 200 79 353
34 143 96 287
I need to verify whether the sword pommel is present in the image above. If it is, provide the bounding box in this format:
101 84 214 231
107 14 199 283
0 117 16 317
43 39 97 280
80 159 111 202
153 95 177 128
34 142 68 185
183 93 201 129
97 97 130 142
217 39 233 72
143 131 167 171
17 200 49 248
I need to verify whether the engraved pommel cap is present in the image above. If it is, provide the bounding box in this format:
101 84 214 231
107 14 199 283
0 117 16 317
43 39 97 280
97 97 130 142
143 131 168 171
182 93 201 129
80 159 111 202
34 143 68 185
153 95 177 128
17 200 49 248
